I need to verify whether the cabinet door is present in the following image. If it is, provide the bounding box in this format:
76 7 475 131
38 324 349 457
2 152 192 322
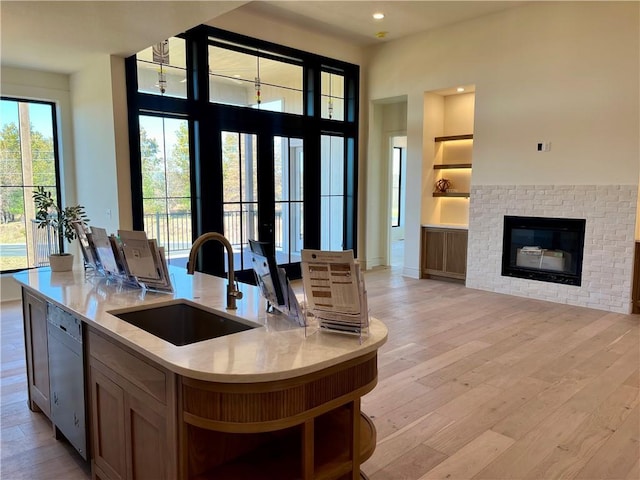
444 230 468 277
22 289 50 417
125 393 168 480
91 367 127 480
423 230 445 273
88 329 177 480
632 242 640 313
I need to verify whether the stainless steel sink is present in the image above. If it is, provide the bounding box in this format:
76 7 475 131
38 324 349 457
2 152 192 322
110 301 258 346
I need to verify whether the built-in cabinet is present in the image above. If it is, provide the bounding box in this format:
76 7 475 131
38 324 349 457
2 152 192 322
22 289 51 417
21 284 380 480
421 226 468 280
88 327 178 480
632 242 640 314
22 288 89 459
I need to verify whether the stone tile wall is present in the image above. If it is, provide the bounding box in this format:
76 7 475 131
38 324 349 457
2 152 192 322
466 185 637 313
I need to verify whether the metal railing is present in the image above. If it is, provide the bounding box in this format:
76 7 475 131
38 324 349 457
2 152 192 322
143 211 193 252
142 211 284 254
24 211 286 269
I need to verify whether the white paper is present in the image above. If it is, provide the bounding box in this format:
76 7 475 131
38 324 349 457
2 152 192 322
301 249 361 315
118 230 160 280
301 249 369 334
90 227 120 275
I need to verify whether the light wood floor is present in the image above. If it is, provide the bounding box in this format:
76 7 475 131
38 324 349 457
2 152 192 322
1 267 638 479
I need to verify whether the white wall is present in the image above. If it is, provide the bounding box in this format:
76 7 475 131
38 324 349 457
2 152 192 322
209 8 364 66
0 67 76 301
366 100 407 268
110 56 133 231
365 1 640 277
70 55 130 234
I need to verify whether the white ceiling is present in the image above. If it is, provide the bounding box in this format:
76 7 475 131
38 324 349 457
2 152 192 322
241 1 524 46
0 1 525 75
0 1 246 74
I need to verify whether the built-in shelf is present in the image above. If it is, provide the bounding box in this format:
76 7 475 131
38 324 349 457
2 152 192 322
434 134 473 142
433 192 470 198
434 163 472 170
191 410 376 480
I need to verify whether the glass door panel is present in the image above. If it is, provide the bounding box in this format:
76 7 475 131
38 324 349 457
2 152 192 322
139 115 191 267
221 131 257 272
320 135 344 250
274 136 304 265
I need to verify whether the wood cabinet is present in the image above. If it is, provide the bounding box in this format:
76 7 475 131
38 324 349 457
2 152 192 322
87 329 376 480
633 242 640 314
421 226 468 280
22 288 51 417
180 352 378 480
88 328 178 480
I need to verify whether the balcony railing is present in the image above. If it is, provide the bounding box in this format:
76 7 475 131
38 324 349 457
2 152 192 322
142 210 284 256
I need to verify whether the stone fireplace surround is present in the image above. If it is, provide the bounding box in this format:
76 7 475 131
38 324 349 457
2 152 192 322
466 185 637 314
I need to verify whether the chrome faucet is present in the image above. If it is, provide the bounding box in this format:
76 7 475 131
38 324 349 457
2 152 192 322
187 232 243 310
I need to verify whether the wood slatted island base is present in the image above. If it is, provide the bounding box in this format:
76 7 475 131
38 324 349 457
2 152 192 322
15 267 387 480
183 352 378 479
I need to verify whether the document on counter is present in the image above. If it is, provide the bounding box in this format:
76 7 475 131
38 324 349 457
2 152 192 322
301 249 360 314
301 249 368 334
90 226 120 275
117 230 160 280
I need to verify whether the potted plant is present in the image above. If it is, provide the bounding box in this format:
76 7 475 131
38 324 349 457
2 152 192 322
32 186 89 272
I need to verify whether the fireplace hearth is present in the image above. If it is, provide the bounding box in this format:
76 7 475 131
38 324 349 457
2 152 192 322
502 216 586 286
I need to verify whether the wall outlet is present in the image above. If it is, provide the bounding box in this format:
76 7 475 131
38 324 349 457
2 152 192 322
537 142 551 152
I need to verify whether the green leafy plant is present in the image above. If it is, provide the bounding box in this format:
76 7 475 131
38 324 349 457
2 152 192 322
32 186 89 254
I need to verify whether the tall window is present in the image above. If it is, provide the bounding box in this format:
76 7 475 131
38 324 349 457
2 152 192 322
139 115 191 266
127 27 359 279
0 98 60 272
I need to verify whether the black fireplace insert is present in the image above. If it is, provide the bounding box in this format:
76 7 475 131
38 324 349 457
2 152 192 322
502 216 586 286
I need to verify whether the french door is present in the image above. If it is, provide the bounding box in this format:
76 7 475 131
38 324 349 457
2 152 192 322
219 130 304 282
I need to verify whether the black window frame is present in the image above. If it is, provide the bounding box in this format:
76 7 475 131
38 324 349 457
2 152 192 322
0 96 63 274
125 26 359 279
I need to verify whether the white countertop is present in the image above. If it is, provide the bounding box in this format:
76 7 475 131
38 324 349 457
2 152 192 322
14 267 387 383
422 223 468 230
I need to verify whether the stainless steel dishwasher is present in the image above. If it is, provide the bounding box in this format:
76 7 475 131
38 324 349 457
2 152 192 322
47 303 88 460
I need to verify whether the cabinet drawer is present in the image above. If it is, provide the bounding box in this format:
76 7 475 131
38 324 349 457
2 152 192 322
88 329 167 404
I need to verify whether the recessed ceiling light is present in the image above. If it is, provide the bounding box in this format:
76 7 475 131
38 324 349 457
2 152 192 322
373 13 385 20
457 87 465 92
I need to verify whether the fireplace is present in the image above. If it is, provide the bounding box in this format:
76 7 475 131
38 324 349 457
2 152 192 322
502 216 586 286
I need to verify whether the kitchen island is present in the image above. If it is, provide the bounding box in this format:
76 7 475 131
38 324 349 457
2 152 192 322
14 267 387 480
